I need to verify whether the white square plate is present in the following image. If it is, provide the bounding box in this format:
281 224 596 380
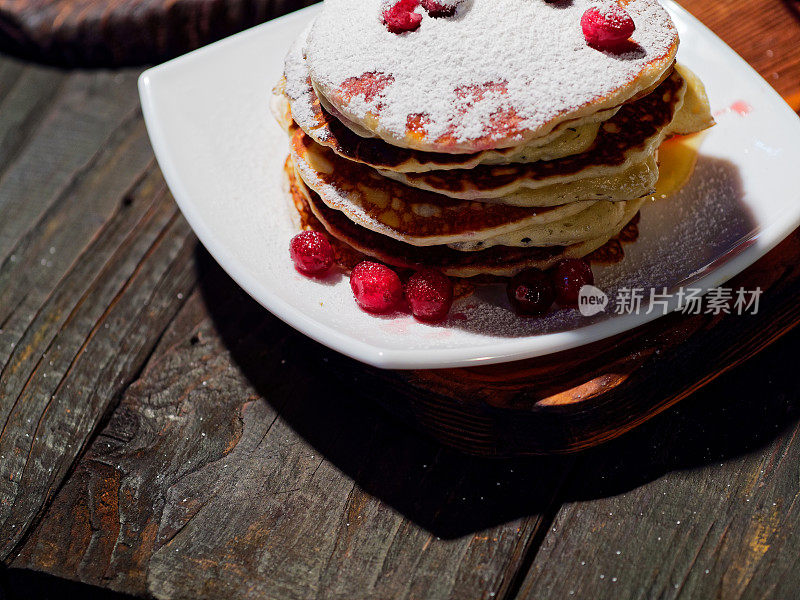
139 2 800 370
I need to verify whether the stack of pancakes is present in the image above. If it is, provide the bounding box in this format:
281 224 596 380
272 0 714 278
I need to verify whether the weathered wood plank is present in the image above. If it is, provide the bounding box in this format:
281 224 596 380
515 326 800 599
0 60 207 558
0 0 320 67
11 257 572 599
0 66 141 263
0 62 66 170
0 58 206 562
0 119 153 385
0 163 198 559
0 57 26 105
676 0 800 108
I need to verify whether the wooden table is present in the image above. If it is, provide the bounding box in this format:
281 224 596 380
1 1 800 598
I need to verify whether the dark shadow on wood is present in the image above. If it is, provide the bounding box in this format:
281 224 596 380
0 0 320 68
0 566 137 599
196 245 800 539
193 245 572 538
782 0 800 23
562 327 800 500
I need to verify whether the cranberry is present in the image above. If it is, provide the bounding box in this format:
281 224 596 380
421 0 459 17
383 0 422 33
552 259 594 307
507 268 556 316
405 269 454 322
350 261 403 313
581 5 636 51
289 231 334 276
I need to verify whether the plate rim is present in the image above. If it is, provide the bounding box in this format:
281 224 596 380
138 1 800 370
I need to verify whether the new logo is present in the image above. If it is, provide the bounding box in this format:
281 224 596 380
578 285 609 317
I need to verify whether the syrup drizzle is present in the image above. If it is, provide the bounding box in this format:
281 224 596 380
590 129 707 265
650 130 708 201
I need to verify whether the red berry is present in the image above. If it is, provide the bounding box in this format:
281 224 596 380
552 259 594 307
405 269 454 322
421 0 459 17
383 0 422 33
507 268 555 316
350 261 403 313
581 5 636 50
289 231 334 275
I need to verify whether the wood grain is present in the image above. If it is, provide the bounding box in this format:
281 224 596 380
0 64 198 561
680 0 800 110
11 264 572 598
515 328 800 599
0 0 319 66
0 0 799 598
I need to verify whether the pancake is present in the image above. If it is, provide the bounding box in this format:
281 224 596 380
282 82 617 171
270 1 716 284
270 83 293 133
286 158 641 278
280 28 620 172
447 200 629 251
669 63 715 135
280 29 712 180
380 69 688 199
491 156 658 207
291 127 605 246
306 0 679 153
314 81 380 139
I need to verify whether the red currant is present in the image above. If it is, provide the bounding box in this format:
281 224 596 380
383 0 422 34
507 268 556 316
421 0 460 17
289 231 334 276
581 5 636 51
350 261 403 313
405 269 454 322
552 259 594 307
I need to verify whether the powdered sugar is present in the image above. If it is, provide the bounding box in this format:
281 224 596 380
306 0 677 151
591 1 634 20
425 0 461 7
283 25 325 139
